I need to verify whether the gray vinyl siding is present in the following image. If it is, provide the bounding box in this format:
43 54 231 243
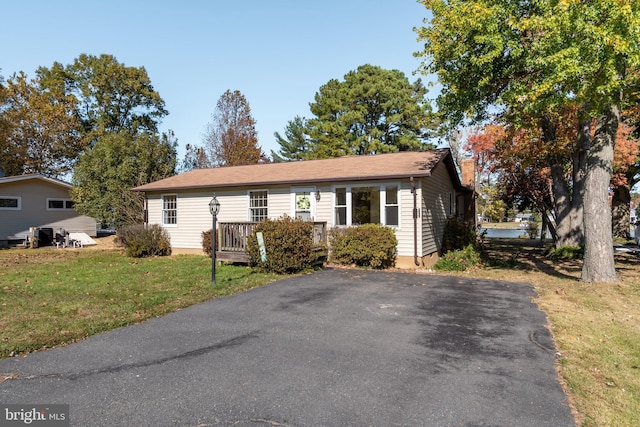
421 163 456 255
315 185 332 224
395 179 418 258
0 180 96 240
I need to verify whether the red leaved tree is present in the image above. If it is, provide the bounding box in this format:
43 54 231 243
612 123 640 238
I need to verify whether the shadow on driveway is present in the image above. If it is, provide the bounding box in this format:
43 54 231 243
0 269 574 426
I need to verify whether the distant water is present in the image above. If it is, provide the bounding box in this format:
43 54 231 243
480 227 530 239
482 226 637 239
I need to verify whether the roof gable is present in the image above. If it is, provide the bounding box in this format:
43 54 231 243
0 174 72 189
133 149 463 192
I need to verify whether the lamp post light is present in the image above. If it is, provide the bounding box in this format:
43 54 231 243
209 195 221 284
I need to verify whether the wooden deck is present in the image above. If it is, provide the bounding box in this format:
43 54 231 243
216 222 327 263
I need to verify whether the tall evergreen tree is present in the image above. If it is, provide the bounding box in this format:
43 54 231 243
271 116 310 162
305 64 436 158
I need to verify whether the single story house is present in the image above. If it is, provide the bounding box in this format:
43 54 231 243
0 174 97 247
132 149 475 268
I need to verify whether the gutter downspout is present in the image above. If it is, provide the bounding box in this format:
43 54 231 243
411 177 419 266
144 195 149 225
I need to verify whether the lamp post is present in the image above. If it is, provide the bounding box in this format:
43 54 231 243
209 195 220 284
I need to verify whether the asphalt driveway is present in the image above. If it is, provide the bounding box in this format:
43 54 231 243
0 269 575 426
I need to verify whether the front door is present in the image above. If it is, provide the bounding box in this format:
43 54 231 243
292 187 316 221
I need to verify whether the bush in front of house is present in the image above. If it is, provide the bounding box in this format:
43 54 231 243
246 216 316 274
201 229 214 256
436 217 483 271
441 217 478 253
434 244 481 271
117 224 171 258
329 224 397 269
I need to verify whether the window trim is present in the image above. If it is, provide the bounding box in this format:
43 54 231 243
382 185 400 227
46 198 75 211
332 183 400 228
161 194 178 227
248 190 269 222
0 196 21 211
334 187 349 226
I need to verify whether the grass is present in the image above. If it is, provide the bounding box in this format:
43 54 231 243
1 240 639 426
0 248 285 358
462 239 640 427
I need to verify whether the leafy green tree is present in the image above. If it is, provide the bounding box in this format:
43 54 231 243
36 54 167 142
415 0 640 282
305 64 436 158
0 71 82 177
271 116 311 162
71 131 176 226
203 90 265 166
0 71 10 174
29 54 175 224
611 124 640 238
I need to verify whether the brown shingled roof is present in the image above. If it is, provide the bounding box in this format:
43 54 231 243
132 149 456 192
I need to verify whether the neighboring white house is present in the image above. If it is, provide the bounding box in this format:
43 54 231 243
0 174 97 246
132 149 475 268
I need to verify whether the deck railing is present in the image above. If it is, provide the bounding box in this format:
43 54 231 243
219 222 256 253
217 221 327 262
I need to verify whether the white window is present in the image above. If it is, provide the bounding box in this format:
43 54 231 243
352 186 380 225
162 194 177 226
335 188 347 226
47 198 75 210
333 184 399 228
249 190 268 222
0 196 21 210
384 186 399 227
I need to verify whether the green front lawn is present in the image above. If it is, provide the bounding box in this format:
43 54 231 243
0 249 285 358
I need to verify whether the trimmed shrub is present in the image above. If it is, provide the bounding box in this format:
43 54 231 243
329 224 397 269
117 224 171 258
434 244 481 271
246 216 316 274
442 217 478 253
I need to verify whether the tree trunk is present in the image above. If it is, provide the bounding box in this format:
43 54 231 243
582 106 619 282
612 184 631 239
550 163 579 246
542 114 583 247
569 117 589 246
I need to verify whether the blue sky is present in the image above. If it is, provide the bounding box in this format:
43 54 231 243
0 0 435 159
